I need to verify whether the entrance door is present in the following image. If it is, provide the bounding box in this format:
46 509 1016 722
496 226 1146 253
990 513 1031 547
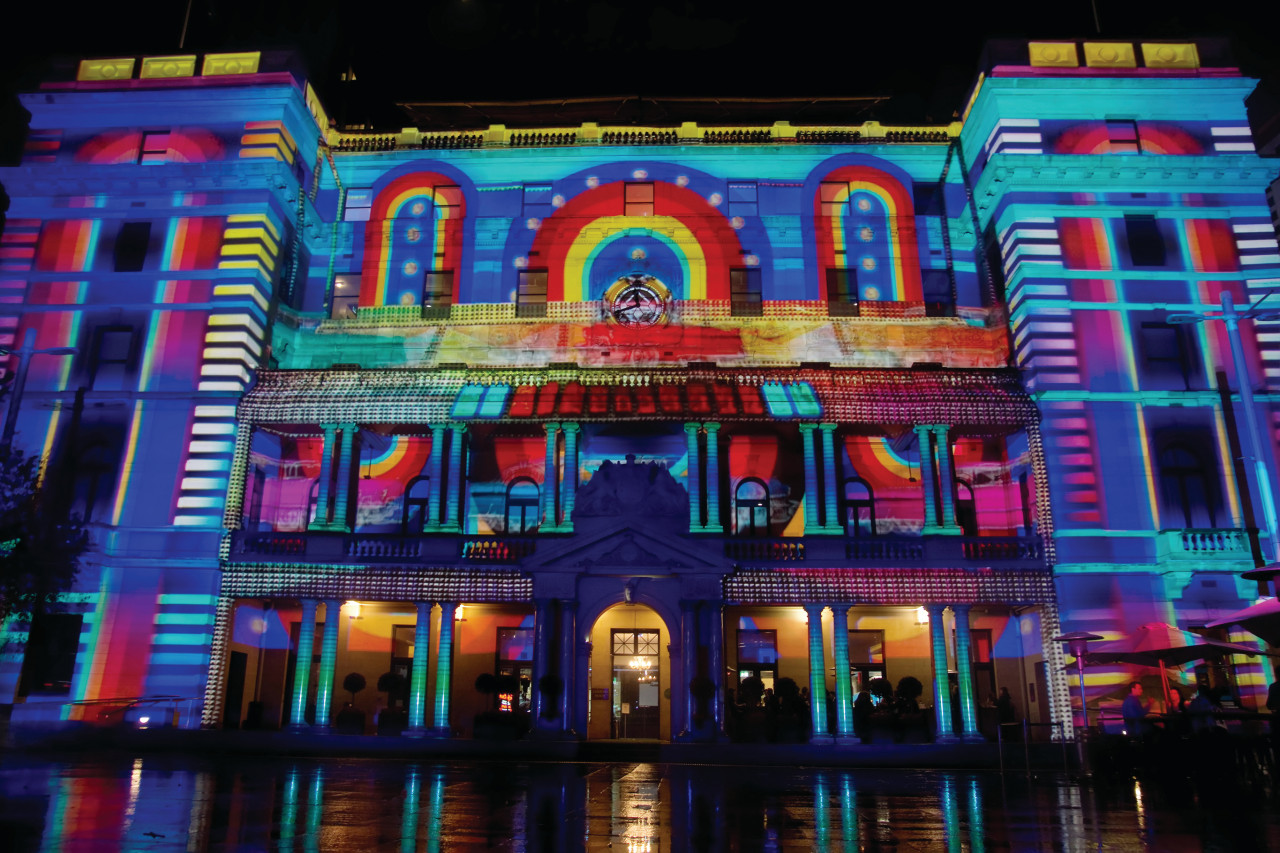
611 630 660 738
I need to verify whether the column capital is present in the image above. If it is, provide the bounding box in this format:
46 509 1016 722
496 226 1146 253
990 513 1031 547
802 604 828 617
930 424 951 438
829 603 851 616
798 423 818 434
320 423 339 433
684 422 702 436
818 422 837 433
543 421 561 432
702 422 721 434
339 422 358 432
560 421 580 434
951 603 972 615
448 422 468 435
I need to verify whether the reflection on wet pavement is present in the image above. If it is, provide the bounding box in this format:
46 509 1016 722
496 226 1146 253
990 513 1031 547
1 755 1277 850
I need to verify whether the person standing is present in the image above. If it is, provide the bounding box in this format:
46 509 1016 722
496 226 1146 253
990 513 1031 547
1121 681 1153 737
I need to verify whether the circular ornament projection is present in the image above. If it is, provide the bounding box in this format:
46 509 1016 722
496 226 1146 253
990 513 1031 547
603 273 672 328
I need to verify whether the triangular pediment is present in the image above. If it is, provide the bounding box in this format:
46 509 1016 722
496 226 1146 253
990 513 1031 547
524 524 727 573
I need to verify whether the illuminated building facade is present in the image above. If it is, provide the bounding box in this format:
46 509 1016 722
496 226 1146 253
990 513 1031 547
0 40 1275 741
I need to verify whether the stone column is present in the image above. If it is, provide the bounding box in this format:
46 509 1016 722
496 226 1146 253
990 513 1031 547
425 424 446 530
707 601 726 736
200 596 235 729
928 604 954 740
541 422 560 530
799 424 821 534
314 599 341 729
804 605 831 742
830 605 854 740
329 424 358 531
532 598 553 726
703 423 724 533
289 599 318 727
575 641 592 737
560 423 580 531
914 424 939 532
558 600 576 733
953 605 981 740
684 423 703 531
680 601 699 738
444 426 467 531
933 425 960 533
407 601 433 733
433 603 457 734
820 424 842 533
309 425 338 528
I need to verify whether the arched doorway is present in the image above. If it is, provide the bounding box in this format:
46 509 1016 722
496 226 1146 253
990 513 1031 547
587 603 671 740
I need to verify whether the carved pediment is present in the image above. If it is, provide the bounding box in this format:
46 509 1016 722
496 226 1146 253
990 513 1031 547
524 525 724 574
572 455 689 522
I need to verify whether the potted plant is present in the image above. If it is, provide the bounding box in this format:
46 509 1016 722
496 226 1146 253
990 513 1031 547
376 671 408 735
336 672 367 734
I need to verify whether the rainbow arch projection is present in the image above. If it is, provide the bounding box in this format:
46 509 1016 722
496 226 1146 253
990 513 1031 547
74 129 225 164
528 181 744 303
843 436 918 490
814 165 922 303
1053 122 1203 155
363 435 433 483
361 172 466 307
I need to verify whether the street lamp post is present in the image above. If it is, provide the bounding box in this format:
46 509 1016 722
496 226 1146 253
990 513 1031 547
1170 290 1280 564
1054 631 1102 777
0 328 78 452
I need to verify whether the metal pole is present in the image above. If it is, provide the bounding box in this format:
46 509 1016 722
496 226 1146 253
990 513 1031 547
1221 291 1280 563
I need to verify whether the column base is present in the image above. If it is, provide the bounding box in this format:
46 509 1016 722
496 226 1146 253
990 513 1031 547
819 525 844 535
835 735 861 746
307 522 351 533
808 734 835 745
703 524 724 534
959 732 986 744
922 524 962 536
403 726 429 739
285 722 311 733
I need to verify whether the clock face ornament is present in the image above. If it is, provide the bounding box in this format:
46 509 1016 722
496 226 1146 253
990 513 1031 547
604 274 671 327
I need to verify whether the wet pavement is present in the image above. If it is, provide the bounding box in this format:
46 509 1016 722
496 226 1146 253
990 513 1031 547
1 754 1277 851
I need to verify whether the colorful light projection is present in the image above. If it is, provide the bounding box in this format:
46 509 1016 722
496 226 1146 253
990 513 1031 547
245 434 323 532
842 436 923 535
74 128 226 163
1050 122 1203 155
526 180 745 303
727 431 803 535
354 435 433 532
360 172 465 307
813 165 923 303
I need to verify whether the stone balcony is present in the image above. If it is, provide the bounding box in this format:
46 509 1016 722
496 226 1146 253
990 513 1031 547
1155 528 1254 563
227 529 1046 572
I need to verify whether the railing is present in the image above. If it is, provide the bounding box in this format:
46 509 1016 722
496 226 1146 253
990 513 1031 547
847 537 926 561
1158 527 1251 560
239 533 307 556
346 536 422 559
724 540 807 561
960 536 1043 561
460 537 537 562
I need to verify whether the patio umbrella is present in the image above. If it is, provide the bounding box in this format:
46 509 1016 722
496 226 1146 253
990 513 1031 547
1081 622 1269 708
1205 597 1280 647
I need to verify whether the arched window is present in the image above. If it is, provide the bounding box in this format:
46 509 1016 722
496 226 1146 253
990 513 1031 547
306 478 321 528
956 479 978 537
1157 445 1218 528
842 477 876 537
505 477 541 534
402 475 432 533
734 477 770 537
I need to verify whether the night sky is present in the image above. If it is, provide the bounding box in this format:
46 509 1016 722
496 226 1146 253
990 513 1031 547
1 1 1275 135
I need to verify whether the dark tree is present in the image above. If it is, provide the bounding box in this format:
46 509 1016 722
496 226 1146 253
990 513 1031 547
0 446 87 623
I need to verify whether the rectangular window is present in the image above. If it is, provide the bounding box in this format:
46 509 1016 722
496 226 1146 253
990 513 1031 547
1140 321 1192 389
522 183 553 218
113 221 151 272
826 268 860 316
819 181 848 217
1107 119 1140 154
1124 214 1166 267
848 629 886 696
517 269 548 318
728 181 758 218
90 324 139 389
737 629 778 665
331 275 360 319
730 268 763 316
496 627 534 713
624 182 654 217
18 613 83 697
139 132 170 164
421 271 453 319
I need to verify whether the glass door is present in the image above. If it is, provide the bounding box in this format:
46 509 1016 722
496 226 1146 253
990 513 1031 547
611 630 660 738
